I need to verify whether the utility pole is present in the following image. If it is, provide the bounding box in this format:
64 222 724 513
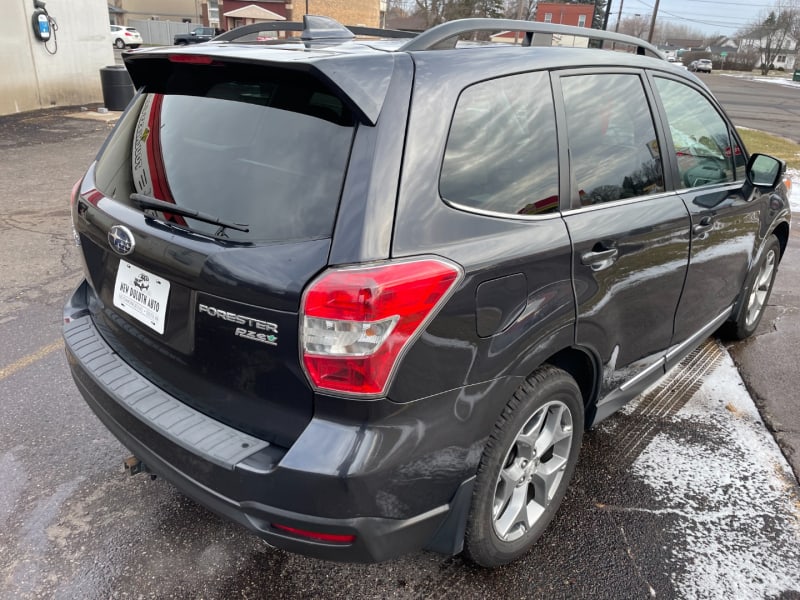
514 0 524 44
602 0 612 30
614 0 624 32
647 0 660 42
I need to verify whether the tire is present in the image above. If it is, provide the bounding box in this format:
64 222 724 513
176 40 188 46
114 38 125 49
463 365 584 568
726 235 780 340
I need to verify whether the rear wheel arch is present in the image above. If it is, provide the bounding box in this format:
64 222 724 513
544 346 599 426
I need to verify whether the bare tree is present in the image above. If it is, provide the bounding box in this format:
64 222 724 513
738 1 798 75
615 14 650 39
504 0 536 20
413 0 504 26
615 15 706 44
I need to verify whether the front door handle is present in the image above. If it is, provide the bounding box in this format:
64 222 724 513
692 216 713 235
580 247 619 270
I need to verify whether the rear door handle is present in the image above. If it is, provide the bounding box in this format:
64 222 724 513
580 247 619 269
692 216 713 235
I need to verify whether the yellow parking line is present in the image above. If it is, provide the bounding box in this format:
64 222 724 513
0 339 63 381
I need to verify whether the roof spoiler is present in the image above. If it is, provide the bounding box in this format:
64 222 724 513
123 50 398 126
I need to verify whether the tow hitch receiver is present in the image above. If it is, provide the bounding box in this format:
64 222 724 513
123 455 154 478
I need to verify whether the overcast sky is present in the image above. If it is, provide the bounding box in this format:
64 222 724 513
610 0 776 36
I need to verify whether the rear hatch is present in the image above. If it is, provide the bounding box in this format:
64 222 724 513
73 53 375 447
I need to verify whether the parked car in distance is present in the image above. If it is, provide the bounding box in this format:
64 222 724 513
173 26 216 45
65 15 790 570
691 58 713 73
110 25 142 49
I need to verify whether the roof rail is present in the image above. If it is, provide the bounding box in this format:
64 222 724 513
213 15 416 43
398 18 663 58
213 21 301 42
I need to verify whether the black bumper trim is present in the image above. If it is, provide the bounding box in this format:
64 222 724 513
64 315 269 470
70 359 451 562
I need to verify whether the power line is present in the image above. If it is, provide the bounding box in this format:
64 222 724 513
679 0 792 5
631 0 763 30
618 8 752 23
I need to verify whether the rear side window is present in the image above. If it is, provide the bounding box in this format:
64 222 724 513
440 71 560 217
654 77 737 188
561 73 664 206
94 64 355 242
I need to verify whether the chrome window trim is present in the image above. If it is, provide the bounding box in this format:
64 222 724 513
561 190 675 216
442 198 563 221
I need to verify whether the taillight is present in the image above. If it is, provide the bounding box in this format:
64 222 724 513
80 188 103 207
70 178 82 207
70 178 82 247
301 258 462 396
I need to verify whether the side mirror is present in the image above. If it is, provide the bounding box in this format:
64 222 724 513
746 153 785 189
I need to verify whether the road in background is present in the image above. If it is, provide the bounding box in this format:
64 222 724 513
703 73 800 142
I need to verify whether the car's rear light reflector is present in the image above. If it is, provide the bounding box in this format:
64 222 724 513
272 523 356 544
301 258 462 396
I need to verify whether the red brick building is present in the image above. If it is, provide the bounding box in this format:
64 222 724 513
535 2 594 28
220 0 380 31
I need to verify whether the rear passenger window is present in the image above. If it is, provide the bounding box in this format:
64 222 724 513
440 71 559 216
654 78 736 187
561 74 664 206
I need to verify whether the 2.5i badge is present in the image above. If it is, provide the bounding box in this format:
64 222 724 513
198 303 278 346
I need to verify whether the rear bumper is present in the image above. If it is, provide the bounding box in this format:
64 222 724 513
63 281 473 562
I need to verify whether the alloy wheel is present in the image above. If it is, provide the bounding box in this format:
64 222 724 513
492 400 574 542
745 248 776 328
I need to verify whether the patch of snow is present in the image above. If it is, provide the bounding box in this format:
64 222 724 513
787 168 800 213
631 351 800 599
721 73 800 89
752 77 800 88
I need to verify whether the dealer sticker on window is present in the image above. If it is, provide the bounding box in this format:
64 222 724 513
113 260 170 334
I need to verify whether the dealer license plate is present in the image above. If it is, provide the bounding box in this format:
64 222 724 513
112 260 170 334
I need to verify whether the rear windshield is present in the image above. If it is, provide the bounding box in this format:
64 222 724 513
94 64 355 242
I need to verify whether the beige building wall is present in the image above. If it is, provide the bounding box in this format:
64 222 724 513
289 0 380 27
117 0 202 23
0 0 114 115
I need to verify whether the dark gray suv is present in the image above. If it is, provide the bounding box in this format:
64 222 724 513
64 16 791 568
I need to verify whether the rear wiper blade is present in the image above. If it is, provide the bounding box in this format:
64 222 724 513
130 193 250 235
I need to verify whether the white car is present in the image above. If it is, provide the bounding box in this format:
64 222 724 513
691 59 713 74
110 25 143 49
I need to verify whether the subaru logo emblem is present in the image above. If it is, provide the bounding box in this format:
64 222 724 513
108 225 135 256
